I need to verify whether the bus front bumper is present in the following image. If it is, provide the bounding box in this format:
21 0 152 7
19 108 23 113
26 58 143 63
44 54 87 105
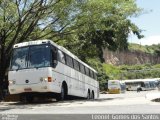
108 89 120 94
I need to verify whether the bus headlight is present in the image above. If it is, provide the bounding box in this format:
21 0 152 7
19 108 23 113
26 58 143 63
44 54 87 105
9 80 16 85
40 77 47 82
40 77 53 82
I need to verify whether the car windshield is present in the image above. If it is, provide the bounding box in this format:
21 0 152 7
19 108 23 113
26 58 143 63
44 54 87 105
10 44 51 70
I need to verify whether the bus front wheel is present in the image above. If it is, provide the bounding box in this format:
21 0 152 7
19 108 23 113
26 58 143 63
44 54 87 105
56 84 67 101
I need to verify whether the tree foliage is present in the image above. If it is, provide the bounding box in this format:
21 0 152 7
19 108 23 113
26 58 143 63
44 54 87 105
104 64 160 80
62 0 144 62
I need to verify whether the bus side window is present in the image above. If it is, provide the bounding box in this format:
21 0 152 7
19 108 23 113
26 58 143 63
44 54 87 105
66 55 74 68
58 50 66 64
51 47 58 68
94 72 97 80
85 67 89 76
73 59 80 71
80 64 85 74
90 70 94 78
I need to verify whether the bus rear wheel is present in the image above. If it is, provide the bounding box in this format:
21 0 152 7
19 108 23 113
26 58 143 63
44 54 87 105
91 91 94 100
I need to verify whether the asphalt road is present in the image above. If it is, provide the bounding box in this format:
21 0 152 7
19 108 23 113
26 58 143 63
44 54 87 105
0 90 160 115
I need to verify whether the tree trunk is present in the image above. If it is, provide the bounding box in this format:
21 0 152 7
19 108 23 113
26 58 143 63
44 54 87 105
0 34 8 100
0 47 5 100
98 47 105 63
0 47 11 100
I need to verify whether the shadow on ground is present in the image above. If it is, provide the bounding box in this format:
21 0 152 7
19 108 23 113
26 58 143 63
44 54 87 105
0 96 124 112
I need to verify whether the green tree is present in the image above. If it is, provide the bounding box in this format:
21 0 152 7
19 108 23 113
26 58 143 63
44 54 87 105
66 0 143 62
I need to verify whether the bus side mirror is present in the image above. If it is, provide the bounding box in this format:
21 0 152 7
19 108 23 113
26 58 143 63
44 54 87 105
53 59 58 66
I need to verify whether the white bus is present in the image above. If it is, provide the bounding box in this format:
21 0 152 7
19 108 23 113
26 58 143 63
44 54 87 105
108 80 126 94
8 40 99 102
124 79 155 91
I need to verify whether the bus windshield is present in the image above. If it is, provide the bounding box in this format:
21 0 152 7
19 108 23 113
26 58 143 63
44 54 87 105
108 80 120 89
10 44 51 70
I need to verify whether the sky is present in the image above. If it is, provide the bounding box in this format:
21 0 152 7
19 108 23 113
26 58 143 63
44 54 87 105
128 0 160 45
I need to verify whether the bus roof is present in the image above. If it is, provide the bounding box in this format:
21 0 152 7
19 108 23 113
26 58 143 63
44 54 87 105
124 78 158 83
13 40 97 73
108 80 125 83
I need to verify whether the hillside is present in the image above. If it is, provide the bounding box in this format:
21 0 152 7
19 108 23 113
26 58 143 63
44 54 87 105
103 43 160 65
103 63 160 80
128 43 160 54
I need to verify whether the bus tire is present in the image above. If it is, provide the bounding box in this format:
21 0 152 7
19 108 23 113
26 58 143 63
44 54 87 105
56 83 68 101
56 86 65 101
86 90 90 100
91 91 94 99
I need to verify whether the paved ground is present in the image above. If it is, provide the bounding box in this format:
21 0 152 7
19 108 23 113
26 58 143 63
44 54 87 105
0 90 160 114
